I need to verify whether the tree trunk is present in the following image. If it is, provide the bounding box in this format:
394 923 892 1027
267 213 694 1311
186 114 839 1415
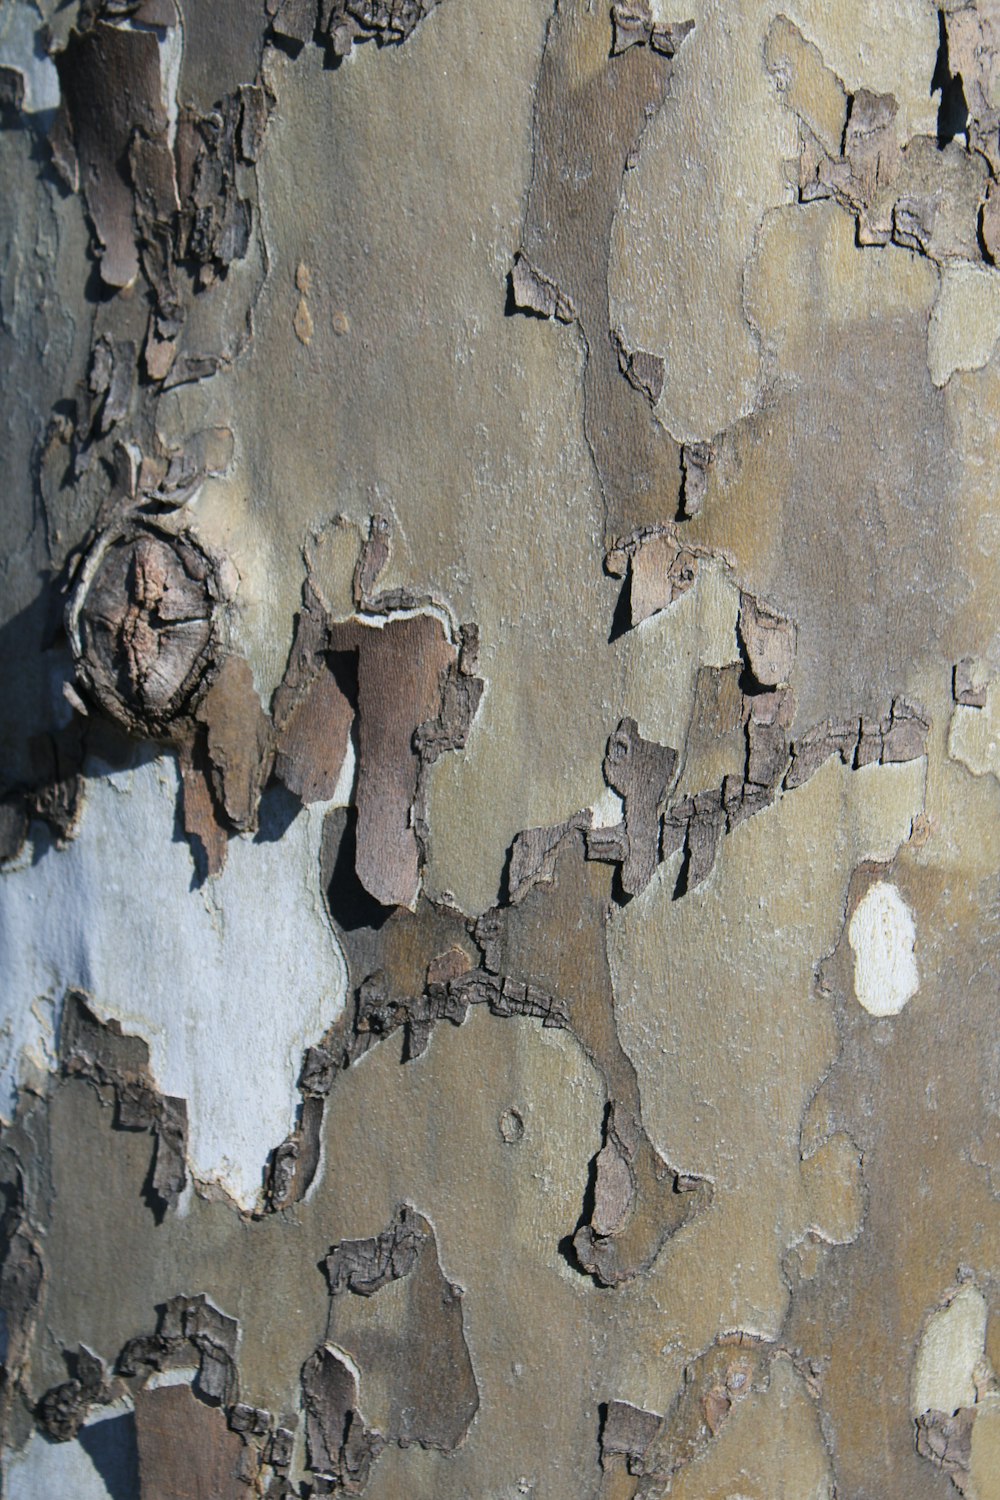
1 1 999 1496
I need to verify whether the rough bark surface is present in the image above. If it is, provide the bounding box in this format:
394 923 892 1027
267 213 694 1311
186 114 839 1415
1 1 999 1497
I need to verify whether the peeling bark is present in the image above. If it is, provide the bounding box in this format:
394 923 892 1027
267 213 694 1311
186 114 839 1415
1 2 998 1497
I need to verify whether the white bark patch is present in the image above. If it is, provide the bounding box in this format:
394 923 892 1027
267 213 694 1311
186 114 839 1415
848 881 919 1017
0 755 347 1210
590 786 624 829
5 1404 133 1499
911 1284 988 1417
0 2 60 114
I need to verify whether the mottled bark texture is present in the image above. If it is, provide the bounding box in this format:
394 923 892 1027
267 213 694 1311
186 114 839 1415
1 1 999 1496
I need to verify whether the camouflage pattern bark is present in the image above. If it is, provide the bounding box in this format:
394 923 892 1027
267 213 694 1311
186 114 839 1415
1 1 999 1496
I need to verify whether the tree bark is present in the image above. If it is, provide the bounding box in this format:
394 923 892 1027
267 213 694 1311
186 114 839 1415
1 1 999 1496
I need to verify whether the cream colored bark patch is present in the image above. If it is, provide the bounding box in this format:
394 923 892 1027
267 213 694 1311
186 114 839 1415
788 0 937 139
609 0 798 442
664 1355 834 1500
970 1394 1000 1500
911 1284 988 1417
801 1133 864 1246
950 684 1000 782
764 14 847 156
620 560 740 751
928 267 1000 387
609 758 921 1335
848 881 918 1017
